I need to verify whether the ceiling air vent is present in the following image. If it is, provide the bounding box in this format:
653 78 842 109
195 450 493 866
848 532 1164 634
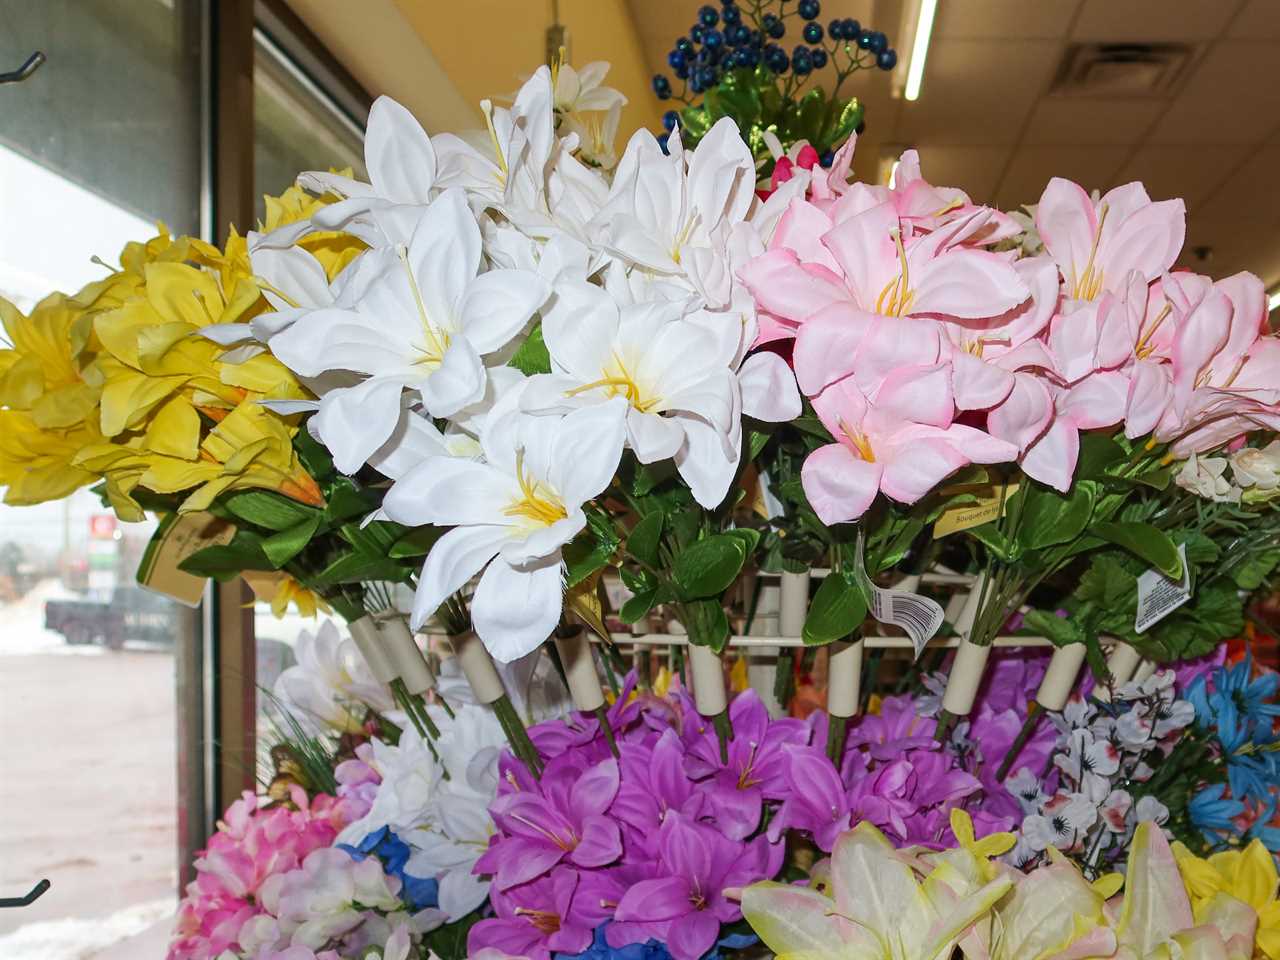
1050 43 1192 99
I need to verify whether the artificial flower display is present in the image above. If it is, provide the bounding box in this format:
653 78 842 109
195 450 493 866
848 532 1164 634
3 0 1279 955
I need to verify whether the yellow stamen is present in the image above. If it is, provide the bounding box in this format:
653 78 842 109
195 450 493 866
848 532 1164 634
1072 202 1110 301
563 354 661 412
874 229 914 317
515 908 562 934
550 45 567 94
399 248 450 367
480 100 509 185
1134 302 1171 360
839 419 876 463
931 195 965 218
670 213 702 265
965 339 985 358
503 450 569 527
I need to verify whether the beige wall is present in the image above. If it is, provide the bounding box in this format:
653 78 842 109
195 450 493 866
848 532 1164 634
391 0 660 141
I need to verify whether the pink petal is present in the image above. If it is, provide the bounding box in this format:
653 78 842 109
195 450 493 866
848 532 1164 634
1048 301 1104 384
1216 271 1268 363
873 362 955 428
1098 197 1185 287
910 248 1029 319
792 304 878 396
1060 371 1128 430
1020 415 1079 492
852 315 942 396
772 199 840 272
951 351 1016 411
1036 177 1097 286
1125 359 1173 439
739 350 802 422
878 434 968 503
801 443 883 524
1171 287 1232 412
989 374 1055 452
934 423 1020 463
809 375 869 439
739 249 847 325
820 201 900 308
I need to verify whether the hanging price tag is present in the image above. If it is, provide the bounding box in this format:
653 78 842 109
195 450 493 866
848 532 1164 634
136 512 235 606
1135 542 1191 634
854 532 945 659
933 481 1021 538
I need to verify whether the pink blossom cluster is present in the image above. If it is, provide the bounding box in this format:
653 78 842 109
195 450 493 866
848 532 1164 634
740 148 1280 523
167 786 347 960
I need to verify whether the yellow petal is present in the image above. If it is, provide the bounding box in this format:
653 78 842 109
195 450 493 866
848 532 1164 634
144 396 201 460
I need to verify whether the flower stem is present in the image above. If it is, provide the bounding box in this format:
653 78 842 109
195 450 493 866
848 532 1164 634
773 648 796 711
995 702 1042 781
934 708 957 744
494 693 543 778
825 713 848 763
594 704 620 758
711 709 733 764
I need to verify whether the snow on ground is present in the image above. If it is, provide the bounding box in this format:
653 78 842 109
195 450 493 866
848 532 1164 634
0 898 174 960
0 580 103 657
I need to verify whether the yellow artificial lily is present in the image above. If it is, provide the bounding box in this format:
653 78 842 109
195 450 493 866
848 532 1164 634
136 399 322 513
269 575 332 619
742 820 1012 960
1174 839 1280 960
1113 823 1258 960
0 292 99 428
261 178 366 281
0 409 102 505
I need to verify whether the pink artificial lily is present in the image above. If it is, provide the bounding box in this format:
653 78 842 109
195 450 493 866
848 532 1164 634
800 356 1017 524
890 149 1021 244
1036 177 1185 304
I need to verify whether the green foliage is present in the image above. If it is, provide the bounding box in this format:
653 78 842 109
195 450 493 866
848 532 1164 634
802 566 867 645
507 321 551 376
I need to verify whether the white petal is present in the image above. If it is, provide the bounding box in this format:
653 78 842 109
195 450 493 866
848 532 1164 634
383 457 515 527
408 189 480 322
739 351 801 422
314 378 407 474
542 281 620 378
549 398 629 504
200 322 254 345
470 556 563 662
250 245 332 309
411 526 509 631
500 513 587 566
365 96 438 205
627 410 685 463
438 868 491 921
269 307 401 378
419 338 487 418
674 413 740 508
456 269 550 355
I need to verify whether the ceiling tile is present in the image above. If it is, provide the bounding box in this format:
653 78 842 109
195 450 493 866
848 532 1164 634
934 0 1081 40
1072 0 1236 42
893 40 1060 145
1022 98 1164 145
1148 42 1280 144
992 145 1128 209
1226 0 1280 41
1114 144 1251 210
1197 146 1280 222
909 145 1012 203
1178 215 1280 288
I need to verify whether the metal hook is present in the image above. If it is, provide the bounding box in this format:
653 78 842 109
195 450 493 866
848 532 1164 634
0 51 46 85
0 879 51 908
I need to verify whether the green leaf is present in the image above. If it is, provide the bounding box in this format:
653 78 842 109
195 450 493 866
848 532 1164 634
1232 546 1280 590
178 532 270 580
723 526 762 559
563 534 616 589
507 322 551 376
620 587 658 624
312 551 410 587
681 598 731 652
627 511 664 567
223 490 321 531
261 514 322 568
968 522 1017 562
1021 609 1086 648
746 428 771 462
292 427 334 481
324 480 378 523
1092 521 1182 578
802 568 867 645
1076 433 1126 479
672 534 748 599
388 526 444 558
1015 480 1096 551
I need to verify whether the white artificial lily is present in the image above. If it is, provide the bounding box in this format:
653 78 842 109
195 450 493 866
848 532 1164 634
551 60 626 116
272 619 394 734
520 281 743 507
382 390 627 661
405 704 505 919
259 847 404 950
336 726 441 845
592 117 755 309
266 189 549 473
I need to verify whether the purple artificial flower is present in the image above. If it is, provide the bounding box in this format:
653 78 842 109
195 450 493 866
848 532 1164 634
477 754 623 891
847 694 938 759
766 745 852 851
467 866 599 960
611 729 703 852
610 812 782 960
681 689 808 839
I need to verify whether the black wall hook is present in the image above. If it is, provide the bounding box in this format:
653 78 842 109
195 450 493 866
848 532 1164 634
0 51 46 85
0 879 51 908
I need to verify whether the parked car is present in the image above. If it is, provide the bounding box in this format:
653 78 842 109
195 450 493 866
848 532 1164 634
44 586 179 649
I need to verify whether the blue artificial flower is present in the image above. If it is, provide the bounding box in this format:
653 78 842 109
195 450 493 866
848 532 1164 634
1247 797 1280 852
553 924 758 960
1185 655 1280 805
338 826 439 911
1189 782 1246 848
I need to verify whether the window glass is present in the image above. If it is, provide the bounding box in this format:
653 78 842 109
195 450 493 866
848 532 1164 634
0 3 202 957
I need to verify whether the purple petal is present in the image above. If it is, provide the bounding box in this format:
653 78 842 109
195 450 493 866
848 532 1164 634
490 837 565 891
570 757 621 821
568 815 622 869
659 812 714 886
705 776 763 841
548 922 594 956
615 876 693 922
667 911 721 960
467 918 542 959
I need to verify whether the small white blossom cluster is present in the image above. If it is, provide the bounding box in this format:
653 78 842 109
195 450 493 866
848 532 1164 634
1175 439 1280 503
1008 670 1194 873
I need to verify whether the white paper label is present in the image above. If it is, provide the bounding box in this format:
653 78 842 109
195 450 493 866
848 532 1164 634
855 533 945 659
1135 542 1191 634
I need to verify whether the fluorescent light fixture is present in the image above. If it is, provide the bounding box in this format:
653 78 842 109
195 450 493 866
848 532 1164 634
904 0 938 102
1269 289 1280 312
